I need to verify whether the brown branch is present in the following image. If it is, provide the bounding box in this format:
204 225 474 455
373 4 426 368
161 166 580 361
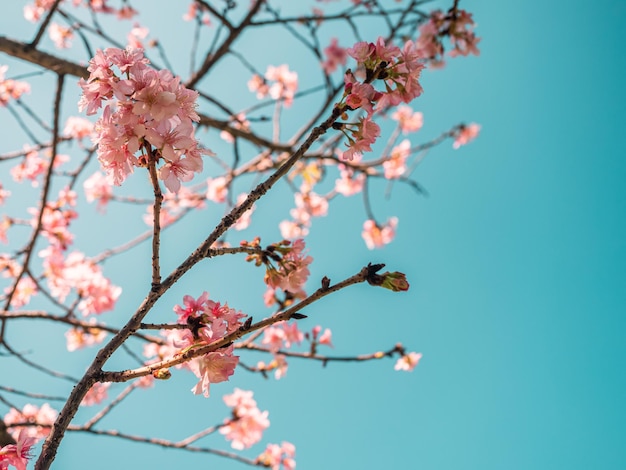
65 426 258 466
186 0 264 88
99 266 369 383
0 74 64 343
29 0 64 49
0 36 88 78
238 343 404 365
146 146 163 289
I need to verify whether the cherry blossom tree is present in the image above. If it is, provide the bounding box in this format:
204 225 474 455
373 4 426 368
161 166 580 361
0 1 480 469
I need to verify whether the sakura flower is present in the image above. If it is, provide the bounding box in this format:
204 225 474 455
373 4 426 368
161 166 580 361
453 123 480 149
63 116 95 141
127 23 149 49
65 321 106 351
189 346 239 398
81 382 110 406
220 389 270 450
49 23 73 49
0 430 36 470
206 176 228 203
312 325 333 347
4 277 37 308
383 139 411 179
394 352 422 371
335 166 365 196
257 441 297 470
0 184 10 205
362 217 398 249
392 105 423 134
341 116 381 161
83 171 113 211
322 38 347 74
0 65 30 106
279 220 308 240
4 403 57 441
265 65 298 107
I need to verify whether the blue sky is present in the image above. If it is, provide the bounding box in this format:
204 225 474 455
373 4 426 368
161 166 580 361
1 1 625 469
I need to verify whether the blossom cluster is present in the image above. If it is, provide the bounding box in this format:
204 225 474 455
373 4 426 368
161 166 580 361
79 47 210 192
220 388 270 450
3 403 57 441
248 65 298 108
336 38 425 161
416 9 481 68
257 322 333 379
243 238 313 307
172 292 246 397
257 441 297 470
0 66 30 107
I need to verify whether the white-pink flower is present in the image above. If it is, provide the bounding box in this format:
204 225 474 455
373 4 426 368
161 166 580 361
394 352 422 371
453 123 480 149
362 217 398 250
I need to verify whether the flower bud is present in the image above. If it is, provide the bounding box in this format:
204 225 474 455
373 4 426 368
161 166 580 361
380 271 409 292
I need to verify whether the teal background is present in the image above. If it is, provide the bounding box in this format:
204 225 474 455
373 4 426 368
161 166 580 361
0 1 625 469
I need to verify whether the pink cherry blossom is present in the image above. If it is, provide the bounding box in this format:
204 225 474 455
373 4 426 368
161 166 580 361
453 123 480 149
257 441 297 470
65 321 106 351
63 116 95 141
220 389 270 450
335 166 365 196
0 65 30 106
394 351 422 371
4 403 57 441
265 65 298 107
206 176 228 203
0 429 36 470
81 382 110 406
312 325 333 347
49 23 73 49
4 276 37 308
83 171 113 211
322 38 347 74
362 217 398 249
189 346 239 398
340 115 381 161
392 105 423 134
383 139 411 179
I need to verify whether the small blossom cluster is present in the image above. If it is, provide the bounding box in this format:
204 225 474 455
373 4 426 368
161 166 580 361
337 37 425 161
416 9 480 68
81 382 110 406
257 441 297 470
265 239 312 295
244 238 313 307
65 320 106 351
279 190 328 240
79 47 210 192
171 292 246 397
394 351 422 371
24 0 137 23
322 38 348 74
362 217 398 250
220 389 270 450
0 65 30 106
4 404 57 441
248 65 298 107
10 148 68 188
453 123 481 149
40 245 122 316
